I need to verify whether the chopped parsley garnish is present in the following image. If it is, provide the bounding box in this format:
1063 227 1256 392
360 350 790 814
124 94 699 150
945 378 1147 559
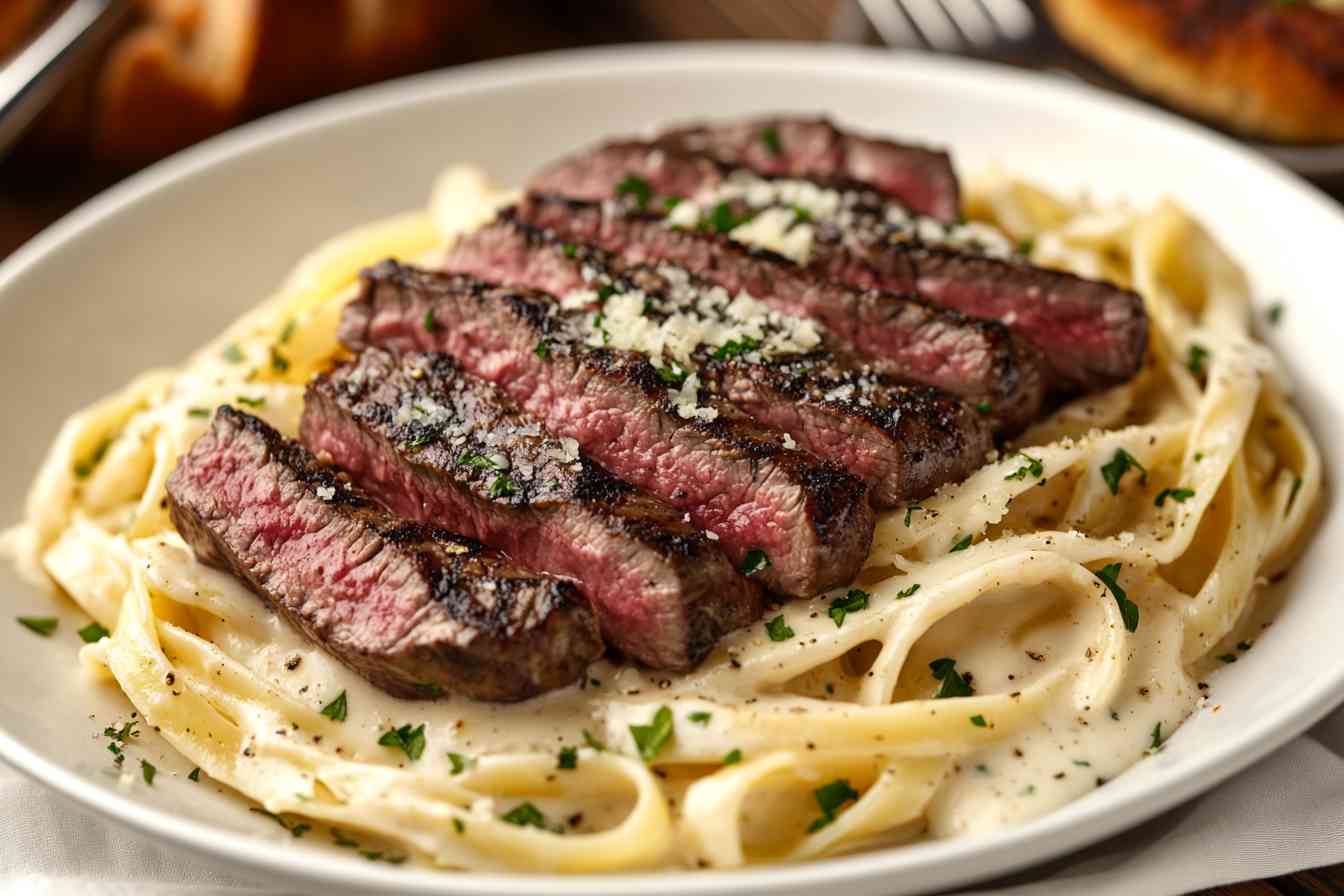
235 395 265 408
423 309 439 332
930 657 973 699
1072 759 1091 767
17 616 57 636
975 401 993 415
1017 237 1035 256
188 767 201 782
1095 563 1139 632
688 711 712 725
1004 451 1044 482
453 818 466 834
663 196 683 211
596 283 616 303
723 749 743 765
790 205 813 226
562 242 577 258
1237 640 1253 651
458 451 503 471
488 474 517 499
656 363 689 386
828 588 869 627
765 614 795 641
739 549 771 577
1154 487 1195 507
616 174 653 210
1217 653 1238 664
970 714 988 728
807 779 859 832
897 583 921 599
557 746 578 770
904 504 922 527
1149 722 1165 751
582 729 606 751
140 759 157 785
222 343 244 363
279 319 297 343
1186 343 1210 377
269 346 290 373
187 407 211 418
319 690 348 722
1100 448 1147 495
502 802 550 829
534 339 551 360
1289 476 1304 507
78 622 110 643
73 437 112 478
332 828 360 848
448 752 473 775
706 201 749 234
712 334 761 361
950 533 973 552
377 723 426 761
761 126 782 156
1267 303 1284 325
629 707 674 763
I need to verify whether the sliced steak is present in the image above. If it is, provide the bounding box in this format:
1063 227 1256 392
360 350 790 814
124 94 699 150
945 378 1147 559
533 116 961 221
302 349 762 670
443 217 992 506
515 196 1046 432
166 406 601 702
340 260 875 599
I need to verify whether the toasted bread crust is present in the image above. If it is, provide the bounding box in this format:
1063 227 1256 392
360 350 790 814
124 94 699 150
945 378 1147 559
1043 0 1344 144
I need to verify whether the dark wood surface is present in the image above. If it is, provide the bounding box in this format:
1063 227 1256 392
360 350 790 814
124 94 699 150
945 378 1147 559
0 2 1339 893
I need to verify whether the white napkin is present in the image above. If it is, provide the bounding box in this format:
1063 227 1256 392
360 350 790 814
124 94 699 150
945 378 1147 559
4 711 1344 896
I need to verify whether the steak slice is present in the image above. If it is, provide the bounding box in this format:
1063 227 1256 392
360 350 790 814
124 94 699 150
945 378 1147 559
527 150 1147 395
302 349 762 670
515 196 1047 433
340 261 875 599
532 116 961 221
166 406 601 702
443 216 993 506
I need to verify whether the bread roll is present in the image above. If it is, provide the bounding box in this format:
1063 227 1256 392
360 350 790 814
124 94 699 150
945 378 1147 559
1042 0 1344 144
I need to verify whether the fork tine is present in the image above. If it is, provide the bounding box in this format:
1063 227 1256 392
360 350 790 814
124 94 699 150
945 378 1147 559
896 0 966 52
857 0 929 48
977 0 1036 41
938 0 999 50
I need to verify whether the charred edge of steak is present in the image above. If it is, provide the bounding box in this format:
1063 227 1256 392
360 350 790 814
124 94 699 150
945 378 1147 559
445 216 996 506
166 405 602 702
512 195 1049 434
343 260 875 597
703 352 994 507
895 245 1150 391
303 348 762 670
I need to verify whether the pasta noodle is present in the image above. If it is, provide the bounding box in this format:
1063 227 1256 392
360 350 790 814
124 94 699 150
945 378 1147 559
0 164 1320 871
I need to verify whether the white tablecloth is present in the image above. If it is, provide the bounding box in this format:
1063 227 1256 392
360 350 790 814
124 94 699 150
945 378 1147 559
4 709 1344 896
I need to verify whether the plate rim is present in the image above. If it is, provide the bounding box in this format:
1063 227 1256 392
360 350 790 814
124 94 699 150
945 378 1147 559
1 41 1341 896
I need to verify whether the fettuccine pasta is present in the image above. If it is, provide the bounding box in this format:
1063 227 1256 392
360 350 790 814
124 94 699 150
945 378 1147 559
0 164 1319 871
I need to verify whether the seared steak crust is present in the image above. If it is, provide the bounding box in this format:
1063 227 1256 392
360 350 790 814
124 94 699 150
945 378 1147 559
340 261 875 599
533 116 961 221
515 196 1046 433
302 349 762 670
166 406 601 702
443 215 992 506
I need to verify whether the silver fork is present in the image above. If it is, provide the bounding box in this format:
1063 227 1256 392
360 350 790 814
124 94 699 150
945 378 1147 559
855 0 1038 54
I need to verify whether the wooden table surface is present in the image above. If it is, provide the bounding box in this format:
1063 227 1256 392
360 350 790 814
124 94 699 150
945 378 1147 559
1 2 1339 893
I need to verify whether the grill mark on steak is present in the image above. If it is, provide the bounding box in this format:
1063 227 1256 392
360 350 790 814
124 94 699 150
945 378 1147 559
534 116 961 221
339 260 875 599
527 144 1147 395
443 216 993 506
166 406 601 702
513 196 1047 434
301 349 762 670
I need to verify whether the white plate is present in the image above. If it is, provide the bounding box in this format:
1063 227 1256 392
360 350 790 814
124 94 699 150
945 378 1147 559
0 43 1339 896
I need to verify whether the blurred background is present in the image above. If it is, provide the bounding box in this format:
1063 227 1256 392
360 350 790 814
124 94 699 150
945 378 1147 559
2 0 1343 261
